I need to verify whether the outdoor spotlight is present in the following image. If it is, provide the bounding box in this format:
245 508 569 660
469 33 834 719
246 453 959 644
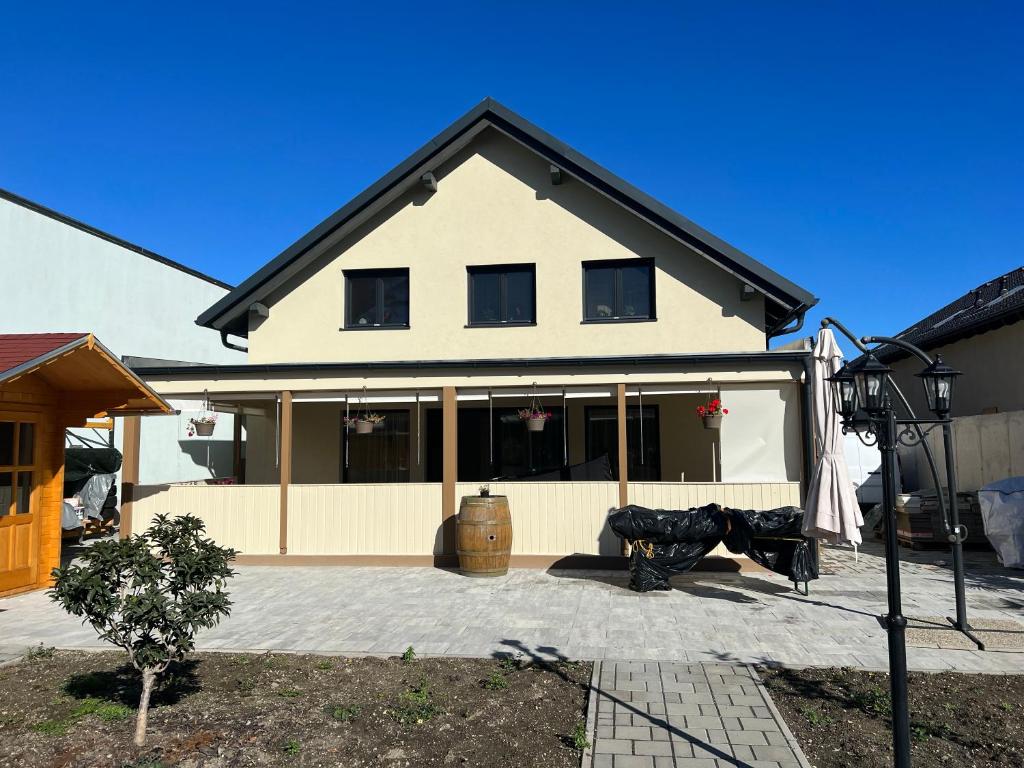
853 353 892 414
916 354 960 417
827 362 860 421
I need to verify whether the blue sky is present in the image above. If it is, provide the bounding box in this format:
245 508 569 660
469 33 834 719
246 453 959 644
2 3 1021 351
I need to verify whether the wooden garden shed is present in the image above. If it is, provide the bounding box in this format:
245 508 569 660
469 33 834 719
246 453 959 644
0 333 172 597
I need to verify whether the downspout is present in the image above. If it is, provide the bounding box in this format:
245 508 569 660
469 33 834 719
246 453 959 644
220 329 248 354
767 302 809 342
800 345 820 573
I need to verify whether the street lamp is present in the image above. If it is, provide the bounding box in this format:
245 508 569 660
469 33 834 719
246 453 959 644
853 353 892 414
822 320 978 768
916 355 961 417
828 361 859 421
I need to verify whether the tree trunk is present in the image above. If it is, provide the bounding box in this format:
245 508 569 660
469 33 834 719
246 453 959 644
134 668 157 747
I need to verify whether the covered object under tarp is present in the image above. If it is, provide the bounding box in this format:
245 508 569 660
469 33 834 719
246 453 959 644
609 504 818 592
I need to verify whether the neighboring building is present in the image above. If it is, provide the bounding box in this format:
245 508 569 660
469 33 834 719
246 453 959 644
877 267 1024 418
876 267 1024 493
128 98 818 566
0 188 243 484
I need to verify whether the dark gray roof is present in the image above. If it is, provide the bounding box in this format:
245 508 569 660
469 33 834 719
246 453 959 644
197 98 817 337
0 187 233 290
876 266 1024 363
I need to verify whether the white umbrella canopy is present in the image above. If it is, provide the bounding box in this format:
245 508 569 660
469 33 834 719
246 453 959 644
803 328 864 545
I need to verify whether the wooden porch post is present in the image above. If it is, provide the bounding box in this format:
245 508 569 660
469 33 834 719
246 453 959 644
232 412 244 483
442 386 458 554
617 383 630 556
119 415 141 540
279 391 293 555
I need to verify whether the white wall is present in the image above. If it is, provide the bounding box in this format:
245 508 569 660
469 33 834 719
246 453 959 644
0 194 244 484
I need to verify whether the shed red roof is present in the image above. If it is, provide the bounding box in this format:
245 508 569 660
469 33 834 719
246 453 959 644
0 333 88 377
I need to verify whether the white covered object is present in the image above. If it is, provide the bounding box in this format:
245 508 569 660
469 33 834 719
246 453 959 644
978 477 1024 569
79 473 115 519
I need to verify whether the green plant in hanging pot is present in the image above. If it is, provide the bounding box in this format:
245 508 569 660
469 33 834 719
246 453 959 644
697 398 728 429
345 412 385 434
518 408 552 432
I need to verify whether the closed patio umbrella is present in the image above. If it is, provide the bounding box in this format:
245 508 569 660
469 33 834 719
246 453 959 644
803 328 864 546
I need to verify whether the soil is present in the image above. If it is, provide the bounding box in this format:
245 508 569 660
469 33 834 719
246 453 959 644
0 649 592 768
762 666 1024 768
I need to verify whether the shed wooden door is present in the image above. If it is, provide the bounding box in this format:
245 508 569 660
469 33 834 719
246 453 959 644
0 416 40 593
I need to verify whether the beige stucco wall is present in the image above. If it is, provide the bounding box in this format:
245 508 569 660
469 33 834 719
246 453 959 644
888 322 1024 418
246 128 767 364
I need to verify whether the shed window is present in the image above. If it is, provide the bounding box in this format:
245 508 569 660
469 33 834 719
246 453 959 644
467 264 536 325
583 258 655 321
344 269 410 329
0 419 37 517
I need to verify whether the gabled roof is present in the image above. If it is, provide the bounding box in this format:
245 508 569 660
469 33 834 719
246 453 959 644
0 187 233 290
0 333 174 415
198 98 817 338
875 266 1024 363
0 333 87 376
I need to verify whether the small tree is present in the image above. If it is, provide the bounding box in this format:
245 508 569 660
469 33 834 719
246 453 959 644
50 513 236 746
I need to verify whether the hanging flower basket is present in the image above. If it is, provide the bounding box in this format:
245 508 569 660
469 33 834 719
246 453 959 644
518 409 552 432
192 419 216 436
696 399 728 430
345 413 385 435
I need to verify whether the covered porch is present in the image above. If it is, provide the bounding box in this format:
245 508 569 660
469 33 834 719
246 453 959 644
124 354 811 567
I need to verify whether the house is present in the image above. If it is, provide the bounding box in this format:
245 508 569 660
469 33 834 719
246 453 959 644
0 333 171 597
877 266 1024 492
126 98 819 567
0 188 244 485
879 266 1024 417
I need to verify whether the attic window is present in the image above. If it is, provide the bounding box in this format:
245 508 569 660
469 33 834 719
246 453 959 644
582 258 655 322
467 264 536 326
344 268 410 329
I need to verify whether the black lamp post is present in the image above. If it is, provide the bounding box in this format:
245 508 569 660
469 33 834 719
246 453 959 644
824 322 977 768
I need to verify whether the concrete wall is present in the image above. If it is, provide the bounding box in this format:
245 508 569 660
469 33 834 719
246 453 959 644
899 409 1024 492
247 128 768 363
888 322 1024 418
0 195 244 483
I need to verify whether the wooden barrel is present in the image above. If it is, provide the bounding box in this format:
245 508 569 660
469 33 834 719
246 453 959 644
456 494 513 577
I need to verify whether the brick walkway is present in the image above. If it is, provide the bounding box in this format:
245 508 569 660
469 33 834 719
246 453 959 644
586 661 808 768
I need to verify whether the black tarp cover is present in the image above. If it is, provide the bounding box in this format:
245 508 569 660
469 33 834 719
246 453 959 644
64 447 123 483
608 504 817 592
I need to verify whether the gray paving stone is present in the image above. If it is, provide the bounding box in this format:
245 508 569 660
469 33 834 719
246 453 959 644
613 757 654 768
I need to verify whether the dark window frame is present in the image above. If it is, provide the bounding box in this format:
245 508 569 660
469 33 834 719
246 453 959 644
466 263 537 327
581 257 657 323
343 267 411 330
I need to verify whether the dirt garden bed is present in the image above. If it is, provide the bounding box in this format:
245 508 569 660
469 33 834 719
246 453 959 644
0 648 592 768
762 666 1024 767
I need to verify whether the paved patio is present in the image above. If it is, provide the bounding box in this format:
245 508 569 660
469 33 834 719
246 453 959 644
2 543 1022 673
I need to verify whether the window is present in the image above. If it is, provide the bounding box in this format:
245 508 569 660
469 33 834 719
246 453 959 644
425 406 566 482
0 419 36 516
341 410 410 483
467 264 536 325
344 268 410 329
584 405 660 481
582 258 655 321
